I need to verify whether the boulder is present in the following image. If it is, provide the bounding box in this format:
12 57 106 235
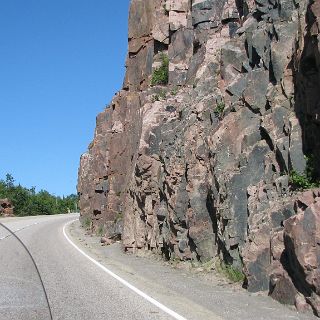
0 199 14 217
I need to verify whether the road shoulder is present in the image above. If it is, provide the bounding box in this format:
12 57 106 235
67 219 315 320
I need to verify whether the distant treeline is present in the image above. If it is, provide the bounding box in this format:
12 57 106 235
0 174 78 216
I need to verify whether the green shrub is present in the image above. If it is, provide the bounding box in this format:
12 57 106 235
215 259 245 283
214 102 225 117
96 224 105 236
159 90 167 99
289 155 320 190
170 87 178 96
151 90 166 103
289 171 312 190
83 216 92 230
151 54 169 86
114 212 123 223
289 170 320 190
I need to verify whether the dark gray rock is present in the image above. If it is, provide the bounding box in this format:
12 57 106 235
192 0 226 27
227 75 248 97
221 41 247 73
289 118 306 174
270 21 298 82
246 249 271 292
243 69 269 112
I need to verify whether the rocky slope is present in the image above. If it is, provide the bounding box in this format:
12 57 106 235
78 0 320 315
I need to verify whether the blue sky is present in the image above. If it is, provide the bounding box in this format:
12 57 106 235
0 0 130 196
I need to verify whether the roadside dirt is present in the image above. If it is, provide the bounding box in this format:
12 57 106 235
68 220 316 320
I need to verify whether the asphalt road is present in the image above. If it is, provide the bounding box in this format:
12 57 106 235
0 214 316 320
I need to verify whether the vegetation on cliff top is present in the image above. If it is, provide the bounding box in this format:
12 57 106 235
0 173 78 216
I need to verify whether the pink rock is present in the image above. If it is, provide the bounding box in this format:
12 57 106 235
0 199 14 217
100 237 114 246
270 230 284 261
296 190 315 208
283 203 320 303
269 271 297 305
295 293 311 313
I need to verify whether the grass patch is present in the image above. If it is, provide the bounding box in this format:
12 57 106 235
82 216 92 230
159 90 167 99
191 259 215 272
114 212 123 223
214 102 225 118
151 54 169 86
215 259 245 283
96 224 105 237
151 90 167 102
170 87 178 96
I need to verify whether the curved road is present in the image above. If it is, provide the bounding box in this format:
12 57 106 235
0 214 316 320
0 214 177 320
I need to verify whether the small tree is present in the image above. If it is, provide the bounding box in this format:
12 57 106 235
5 173 15 189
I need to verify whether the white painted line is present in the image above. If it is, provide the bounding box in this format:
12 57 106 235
63 219 188 320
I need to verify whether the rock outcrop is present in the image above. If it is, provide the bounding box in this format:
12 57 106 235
78 0 320 315
0 199 14 217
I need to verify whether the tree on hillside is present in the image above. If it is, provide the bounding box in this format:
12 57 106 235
0 174 78 216
5 174 14 188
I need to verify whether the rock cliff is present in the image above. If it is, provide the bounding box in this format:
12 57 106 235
78 0 320 315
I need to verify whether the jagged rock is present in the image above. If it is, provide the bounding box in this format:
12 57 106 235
243 223 272 292
221 40 248 77
289 116 306 174
128 0 154 39
169 11 188 31
192 0 226 28
284 198 320 301
269 267 298 305
226 74 247 97
169 29 194 85
295 293 312 313
222 0 240 22
166 0 190 12
243 69 269 112
78 0 320 316
270 21 298 82
100 237 115 246
153 7 169 44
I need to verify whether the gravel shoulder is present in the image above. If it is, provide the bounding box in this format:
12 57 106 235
68 219 316 320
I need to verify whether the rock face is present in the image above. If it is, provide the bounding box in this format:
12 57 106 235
0 199 14 217
78 0 320 315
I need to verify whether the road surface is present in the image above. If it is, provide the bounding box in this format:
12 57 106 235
0 214 316 320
